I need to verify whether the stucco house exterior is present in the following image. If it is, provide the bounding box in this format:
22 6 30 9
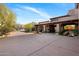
35 3 79 36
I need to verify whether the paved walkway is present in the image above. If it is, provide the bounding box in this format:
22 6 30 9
0 32 79 56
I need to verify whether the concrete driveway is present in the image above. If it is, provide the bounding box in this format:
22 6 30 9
0 32 79 56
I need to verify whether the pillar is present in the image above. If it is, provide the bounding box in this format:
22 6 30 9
43 25 46 32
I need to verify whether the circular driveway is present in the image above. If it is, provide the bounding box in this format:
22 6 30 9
0 32 79 56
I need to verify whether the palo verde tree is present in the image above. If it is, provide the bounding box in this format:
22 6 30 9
0 4 16 35
24 22 36 32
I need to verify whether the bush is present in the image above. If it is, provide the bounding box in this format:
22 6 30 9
24 22 36 32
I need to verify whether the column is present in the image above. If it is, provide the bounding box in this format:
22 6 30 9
43 25 46 32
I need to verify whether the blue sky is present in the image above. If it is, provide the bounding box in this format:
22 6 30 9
5 3 75 24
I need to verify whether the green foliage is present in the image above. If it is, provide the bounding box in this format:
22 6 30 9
0 4 16 35
24 22 36 32
24 23 33 29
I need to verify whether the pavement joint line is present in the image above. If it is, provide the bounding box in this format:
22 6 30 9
28 42 79 56
27 39 59 56
50 44 79 55
27 35 79 56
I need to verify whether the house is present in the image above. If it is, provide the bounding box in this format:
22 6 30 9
35 3 79 36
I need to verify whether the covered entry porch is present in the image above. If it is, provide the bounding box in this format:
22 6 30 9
35 19 79 36
35 23 56 33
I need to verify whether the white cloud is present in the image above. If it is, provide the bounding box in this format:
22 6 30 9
12 5 53 24
20 6 52 19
